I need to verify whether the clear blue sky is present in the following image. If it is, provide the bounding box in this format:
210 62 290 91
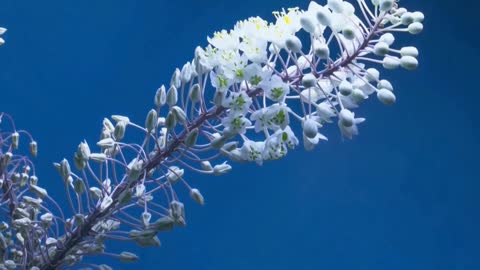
0 1 478 269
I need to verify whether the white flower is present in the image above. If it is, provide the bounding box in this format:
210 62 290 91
234 16 270 41
222 114 252 135
273 8 303 35
240 140 266 165
210 70 234 90
316 102 336 123
222 91 252 115
207 29 240 50
338 110 365 139
239 38 268 63
263 75 290 102
263 126 299 160
265 104 290 130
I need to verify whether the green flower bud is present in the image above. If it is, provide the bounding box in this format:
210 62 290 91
114 121 126 141
154 85 167 108
166 86 178 106
145 109 158 133
185 128 199 147
189 83 201 103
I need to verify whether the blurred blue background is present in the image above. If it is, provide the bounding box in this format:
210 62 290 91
0 0 478 269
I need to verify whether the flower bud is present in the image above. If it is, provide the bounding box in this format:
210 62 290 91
29 141 38 158
74 179 86 194
166 166 184 183
100 195 113 211
184 128 199 147
379 0 394 12
119 252 139 263
165 111 177 130
339 80 353 96
154 85 167 108
210 135 226 149
408 22 423 34
302 73 317 88
77 141 91 160
2 152 12 166
145 109 158 133
401 12 415 25
201 161 213 171
379 33 395 45
190 188 205 205
316 7 332 26
166 86 178 106
89 153 107 163
114 121 126 141
30 185 48 198
73 153 86 170
89 187 102 199
170 200 186 226
11 132 19 150
180 62 193 84
127 158 144 181
111 115 130 123
97 138 115 148
142 212 152 227
382 56 400 69
213 162 232 176
373 42 389 56
60 159 71 181
285 36 302 53
365 68 380 82
328 0 344 13
400 46 419 57
342 25 356 40
0 28 7 35
351 88 367 103
313 40 330 59
189 83 201 103
377 89 396 105
170 68 181 88
339 109 354 127
412 11 425 22
303 118 318 139
171 106 187 124
300 15 316 33
400 56 418 70
103 118 115 133
377 79 393 91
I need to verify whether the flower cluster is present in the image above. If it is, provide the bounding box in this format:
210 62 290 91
0 0 424 269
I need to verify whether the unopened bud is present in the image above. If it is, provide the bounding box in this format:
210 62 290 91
339 109 354 127
29 141 38 158
114 121 126 141
302 73 317 88
190 188 205 205
11 132 19 150
166 86 178 106
146 109 158 133
285 36 302 53
189 83 201 103
154 85 166 108
400 56 418 70
184 128 199 147
377 89 396 105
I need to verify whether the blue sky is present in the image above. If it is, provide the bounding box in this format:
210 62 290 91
0 0 479 269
